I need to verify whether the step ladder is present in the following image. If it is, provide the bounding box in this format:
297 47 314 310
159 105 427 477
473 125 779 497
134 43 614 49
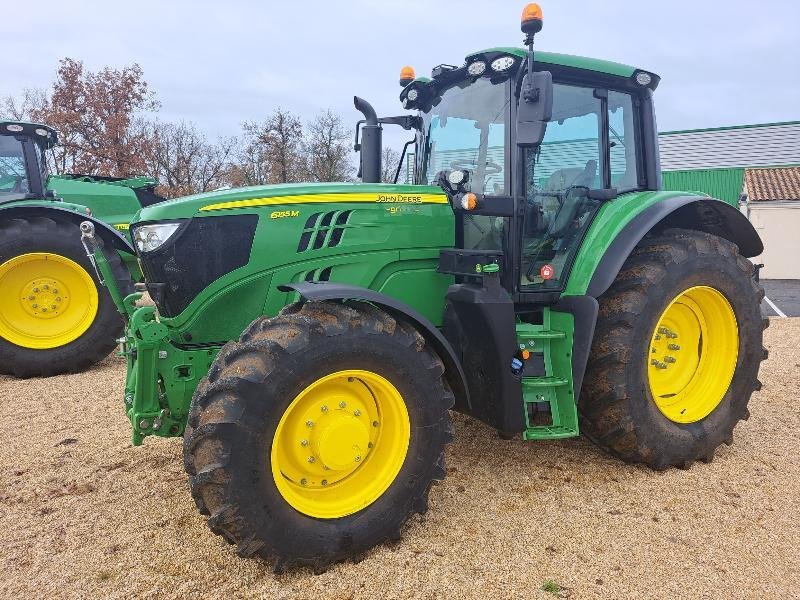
516 309 579 440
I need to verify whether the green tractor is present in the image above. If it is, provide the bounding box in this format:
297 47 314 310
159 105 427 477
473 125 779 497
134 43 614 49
81 3 765 572
0 121 162 377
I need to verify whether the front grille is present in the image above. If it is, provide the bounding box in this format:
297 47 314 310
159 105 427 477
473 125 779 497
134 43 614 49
138 214 258 317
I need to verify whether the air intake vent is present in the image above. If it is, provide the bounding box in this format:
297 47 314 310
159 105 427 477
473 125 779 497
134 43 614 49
297 210 353 252
302 266 333 282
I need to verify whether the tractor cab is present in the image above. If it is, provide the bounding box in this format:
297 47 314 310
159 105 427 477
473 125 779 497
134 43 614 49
397 50 661 301
0 121 56 203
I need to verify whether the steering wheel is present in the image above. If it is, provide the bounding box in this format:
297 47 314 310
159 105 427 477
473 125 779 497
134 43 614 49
449 160 502 176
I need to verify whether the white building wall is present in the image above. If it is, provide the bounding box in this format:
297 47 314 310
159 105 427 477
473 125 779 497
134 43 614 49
748 203 800 279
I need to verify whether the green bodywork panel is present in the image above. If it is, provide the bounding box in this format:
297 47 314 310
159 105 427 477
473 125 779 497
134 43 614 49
47 175 152 236
563 190 703 296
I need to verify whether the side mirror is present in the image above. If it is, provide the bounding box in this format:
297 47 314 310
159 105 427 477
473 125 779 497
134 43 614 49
516 70 553 147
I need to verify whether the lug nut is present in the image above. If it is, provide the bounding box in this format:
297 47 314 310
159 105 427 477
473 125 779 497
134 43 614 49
322 479 328 486
52 289 58 294
354 409 361 417
321 405 328 413
307 456 315 463
300 439 309 447
354 456 361 462
372 421 379 427
658 327 670 335
664 356 677 363
41 307 47 312
368 442 374 448
43 284 49 290
300 478 307 486
669 344 681 350
32 303 38 308
339 401 346 408
28 295 34 301
306 420 314 427
33 287 39 293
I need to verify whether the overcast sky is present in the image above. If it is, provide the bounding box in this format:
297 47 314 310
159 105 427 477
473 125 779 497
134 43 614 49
3 0 799 151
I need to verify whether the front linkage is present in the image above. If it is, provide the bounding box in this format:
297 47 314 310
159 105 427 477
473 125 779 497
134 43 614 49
80 221 216 445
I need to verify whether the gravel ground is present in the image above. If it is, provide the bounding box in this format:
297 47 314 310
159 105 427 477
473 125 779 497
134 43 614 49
1 319 798 600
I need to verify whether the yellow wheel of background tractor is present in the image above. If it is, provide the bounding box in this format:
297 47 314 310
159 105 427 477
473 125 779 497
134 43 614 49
0 252 99 349
0 216 132 377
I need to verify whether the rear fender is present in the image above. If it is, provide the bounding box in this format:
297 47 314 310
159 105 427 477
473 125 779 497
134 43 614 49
567 195 762 299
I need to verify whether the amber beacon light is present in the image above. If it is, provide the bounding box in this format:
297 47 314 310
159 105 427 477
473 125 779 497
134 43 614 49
521 3 543 34
399 66 416 87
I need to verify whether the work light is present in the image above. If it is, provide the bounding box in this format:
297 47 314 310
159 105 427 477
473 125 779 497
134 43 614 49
133 222 182 253
491 56 516 72
467 61 486 76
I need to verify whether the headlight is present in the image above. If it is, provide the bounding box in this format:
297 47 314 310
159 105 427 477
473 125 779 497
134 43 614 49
467 61 486 76
133 222 182 253
407 89 419 101
490 56 516 72
635 71 652 86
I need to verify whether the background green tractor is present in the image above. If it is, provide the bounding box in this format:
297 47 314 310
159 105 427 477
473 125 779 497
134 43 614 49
81 3 766 572
0 121 161 377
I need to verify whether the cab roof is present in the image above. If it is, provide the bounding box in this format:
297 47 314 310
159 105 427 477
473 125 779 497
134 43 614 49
0 121 58 148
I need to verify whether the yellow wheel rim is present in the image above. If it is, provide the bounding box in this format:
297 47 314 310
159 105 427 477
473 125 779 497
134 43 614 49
647 285 738 424
271 370 410 519
0 253 99 349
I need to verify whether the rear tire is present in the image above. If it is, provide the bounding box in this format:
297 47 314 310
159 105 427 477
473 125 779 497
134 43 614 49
184 301 454 572
579 229 766 470
0 216 132 378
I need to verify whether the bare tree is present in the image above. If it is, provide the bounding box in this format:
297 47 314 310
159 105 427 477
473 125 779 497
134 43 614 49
237 108 305 184
142 121 235 198
381 146 401 183
304 109 354 182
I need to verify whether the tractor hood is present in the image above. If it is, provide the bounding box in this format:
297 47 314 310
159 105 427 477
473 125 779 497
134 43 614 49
134 182 446 223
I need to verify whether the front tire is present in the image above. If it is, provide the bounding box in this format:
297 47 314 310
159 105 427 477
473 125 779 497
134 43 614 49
579 229 766 470
0 216 132 378
185 301 454 572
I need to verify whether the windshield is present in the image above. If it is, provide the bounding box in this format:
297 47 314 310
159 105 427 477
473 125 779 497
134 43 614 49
0 136 30 196
420 78 509 196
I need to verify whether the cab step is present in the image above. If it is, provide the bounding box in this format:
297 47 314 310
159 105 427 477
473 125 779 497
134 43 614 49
516 309 580 441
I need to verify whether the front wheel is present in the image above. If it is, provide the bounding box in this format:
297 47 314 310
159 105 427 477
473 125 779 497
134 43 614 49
184 301 454 572
579 229 766 470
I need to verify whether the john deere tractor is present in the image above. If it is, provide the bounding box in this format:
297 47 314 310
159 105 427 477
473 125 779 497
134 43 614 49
80 3 765 572
0 121 162 377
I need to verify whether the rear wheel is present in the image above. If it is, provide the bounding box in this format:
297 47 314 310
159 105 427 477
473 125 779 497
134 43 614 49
185 301 454 572
579 229 766 469
0 216 131 377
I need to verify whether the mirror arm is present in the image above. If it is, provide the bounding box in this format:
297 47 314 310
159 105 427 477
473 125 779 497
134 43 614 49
393 139 415 184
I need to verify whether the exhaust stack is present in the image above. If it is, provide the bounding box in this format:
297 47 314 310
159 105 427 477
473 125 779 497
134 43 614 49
354 96 382 183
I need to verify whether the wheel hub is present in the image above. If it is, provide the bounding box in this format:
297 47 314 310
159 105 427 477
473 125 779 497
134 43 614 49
315 413 369 471
20 277 70 319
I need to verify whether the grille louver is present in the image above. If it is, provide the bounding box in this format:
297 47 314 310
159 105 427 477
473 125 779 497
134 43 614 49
297 210 353 252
